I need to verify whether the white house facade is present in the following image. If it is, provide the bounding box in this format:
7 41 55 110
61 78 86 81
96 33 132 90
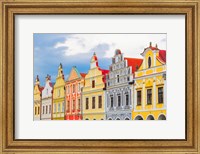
41 75 54 120
106 49 143 120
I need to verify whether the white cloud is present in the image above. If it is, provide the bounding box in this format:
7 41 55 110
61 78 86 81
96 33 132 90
54 34 166 58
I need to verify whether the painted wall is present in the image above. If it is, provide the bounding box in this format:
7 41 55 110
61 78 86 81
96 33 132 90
33 76 43 121
65 66 85 120
41 75 53 120
53 64 65 120
82 53 108 120
132 43 167 120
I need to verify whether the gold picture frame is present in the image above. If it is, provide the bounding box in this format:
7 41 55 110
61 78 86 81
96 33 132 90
0 0 199 153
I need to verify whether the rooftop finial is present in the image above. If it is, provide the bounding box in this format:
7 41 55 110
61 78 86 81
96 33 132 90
149 42 152 47
59 63 62 68
156 44 158 48
36 75 39 81
93 52 96 56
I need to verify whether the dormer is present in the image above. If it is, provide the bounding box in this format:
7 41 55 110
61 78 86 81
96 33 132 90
138 42 166 71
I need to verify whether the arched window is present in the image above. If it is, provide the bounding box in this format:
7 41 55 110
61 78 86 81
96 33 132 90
147 115 155 120
135 115 143 120
148 57 151 68
158 114 166 120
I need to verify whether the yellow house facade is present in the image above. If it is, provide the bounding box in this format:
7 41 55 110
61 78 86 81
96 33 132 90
132 43 167 120
53 63 65 120
82 53 109 120
33 75 43 120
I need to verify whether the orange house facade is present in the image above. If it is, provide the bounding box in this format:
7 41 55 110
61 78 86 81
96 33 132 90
65 66 86 120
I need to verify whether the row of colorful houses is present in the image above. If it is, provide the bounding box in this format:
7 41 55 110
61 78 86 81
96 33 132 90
34 42 167 120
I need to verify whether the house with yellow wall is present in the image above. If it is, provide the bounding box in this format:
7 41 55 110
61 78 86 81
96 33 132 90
82 53 109 120
33 75 43 120
53 63 65 120
132 42 166 120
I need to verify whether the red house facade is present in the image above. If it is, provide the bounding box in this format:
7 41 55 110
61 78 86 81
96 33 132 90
65 66 86 120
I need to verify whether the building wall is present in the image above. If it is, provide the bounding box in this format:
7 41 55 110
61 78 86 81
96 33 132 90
82 53 107 120
53 64 65 120
106 50 135 120
132 45 166 120
33 77 42 121
65 67 84 120
41 78 53 120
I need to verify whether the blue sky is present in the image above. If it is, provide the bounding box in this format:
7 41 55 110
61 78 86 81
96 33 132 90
34 33 166 86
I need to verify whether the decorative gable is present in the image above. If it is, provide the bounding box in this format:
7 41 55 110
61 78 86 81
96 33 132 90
68 67 80 81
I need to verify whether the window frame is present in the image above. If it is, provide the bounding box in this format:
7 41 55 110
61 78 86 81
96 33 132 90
92 80 95 88
158 87 164 104
92 97 95 109
86 98 89 110
137 90 142 106
98 95 102 108
147 89 152 105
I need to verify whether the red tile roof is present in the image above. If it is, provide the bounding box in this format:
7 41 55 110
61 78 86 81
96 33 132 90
124 57 143 74
80 73 86 78
157 50 166 63
99 69 109 83
49 82 54 87
39 86 44 92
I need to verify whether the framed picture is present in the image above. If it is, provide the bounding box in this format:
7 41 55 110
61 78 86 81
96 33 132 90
0 0 199 153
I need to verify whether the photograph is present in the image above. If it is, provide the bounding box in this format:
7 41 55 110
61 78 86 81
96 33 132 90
1 0 199 152
34 33 167 120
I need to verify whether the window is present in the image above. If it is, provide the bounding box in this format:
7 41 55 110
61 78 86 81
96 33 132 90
148 57 151 68
92 97 95 109
125 94 129 106
73 100 75 110
43 106 45 114
62 102 64 112
86 98 89 110
78 99 81 110
38 107 40 114
78 83 81 92
57 89 60 97
54 104 56 113
118 95 121 106
117 75 119 83
147 89 152 105
111 96 114 108
46 89 48 95
68 85 70 93
137 91 142 105
158 87 164 103
46 105 48 114
35 107 37 115
67 101 70 111
92 80 95 88
127 76 130 81
73 84 75 93
49 105 51 114
58 103 60 112
116 56 118 62
98 96 102 108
